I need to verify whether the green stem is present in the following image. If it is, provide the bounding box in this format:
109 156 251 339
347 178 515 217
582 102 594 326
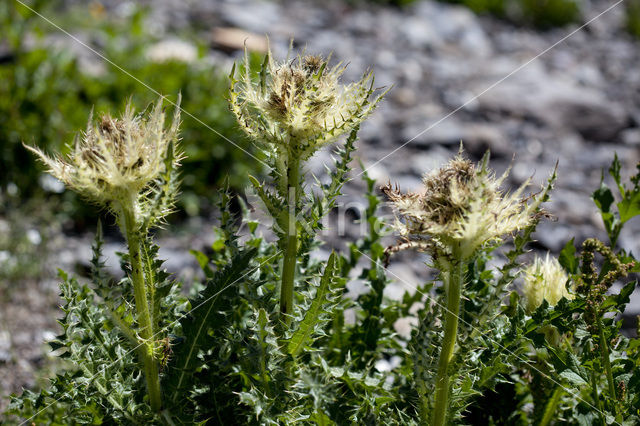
122 199 162 412
279 156 300 326
432 260 464 426
540 387 563 426
597 318 619 418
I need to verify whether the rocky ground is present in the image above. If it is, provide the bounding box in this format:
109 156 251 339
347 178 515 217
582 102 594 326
3 0 640 413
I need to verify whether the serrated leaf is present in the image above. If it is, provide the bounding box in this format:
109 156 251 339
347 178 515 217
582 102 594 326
558 238 579 274
618 189 640 223
617 280 636 303
288 252 337 358
593 182 614 214
248 174 286 229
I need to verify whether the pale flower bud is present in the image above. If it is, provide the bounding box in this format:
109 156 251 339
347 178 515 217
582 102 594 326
230 48 385 180
25 97 181 225
522 253 572 313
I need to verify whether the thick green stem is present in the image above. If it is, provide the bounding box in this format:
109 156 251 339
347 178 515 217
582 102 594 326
122 200 162 412
280 157 300 326
597 318 619 418
432 260 463 426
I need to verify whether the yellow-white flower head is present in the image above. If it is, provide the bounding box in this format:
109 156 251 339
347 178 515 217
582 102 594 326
25 97 181 218
230 48 385 176
522 253 572 313
383 151 543 261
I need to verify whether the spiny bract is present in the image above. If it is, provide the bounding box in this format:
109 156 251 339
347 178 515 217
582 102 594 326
229 48 384 177
383 150 543 262
25 97 181 217
522 253 572 313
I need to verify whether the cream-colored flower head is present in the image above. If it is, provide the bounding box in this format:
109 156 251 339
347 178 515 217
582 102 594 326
383 151 543 262
25 97 181 223
230 47 385 178
522 253 572 313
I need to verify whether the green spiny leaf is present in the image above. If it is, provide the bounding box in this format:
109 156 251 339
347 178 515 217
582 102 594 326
165 247 257 404
288 252 337 358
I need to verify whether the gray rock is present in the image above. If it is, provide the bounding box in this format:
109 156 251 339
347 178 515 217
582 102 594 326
389 174 423 193
400 16 440 49
554 99 629 142
219 1 281 34
611 283 640 316
102 242 126 278
146 38 198 63
402 118 509 157
475 62 629 141
409 148 452 176
158 246 199 277
345 279 369 300
533 222 573 252
402 118 469 148
621 128 640 146
619 234 640 262
462 124 510 157
411 1 492 56
0 330 10 363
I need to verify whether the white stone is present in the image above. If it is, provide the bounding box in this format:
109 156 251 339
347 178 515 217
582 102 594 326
146 39 198 63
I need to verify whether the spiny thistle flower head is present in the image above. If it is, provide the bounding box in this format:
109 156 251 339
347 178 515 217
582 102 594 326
230 47 385 173
383 150 544 262
25 97 182 223
522 253 572 313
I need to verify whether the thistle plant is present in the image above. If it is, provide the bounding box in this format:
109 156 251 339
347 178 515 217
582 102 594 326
230 47 385 325
383 150 549 426
24 96 182 412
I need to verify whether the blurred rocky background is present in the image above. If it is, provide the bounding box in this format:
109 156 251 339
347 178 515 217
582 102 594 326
2 0 640 413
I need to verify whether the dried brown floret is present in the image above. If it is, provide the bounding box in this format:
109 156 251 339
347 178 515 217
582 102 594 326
302 55 324 74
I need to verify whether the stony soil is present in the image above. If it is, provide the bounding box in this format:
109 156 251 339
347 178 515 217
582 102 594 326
3 0 640 414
